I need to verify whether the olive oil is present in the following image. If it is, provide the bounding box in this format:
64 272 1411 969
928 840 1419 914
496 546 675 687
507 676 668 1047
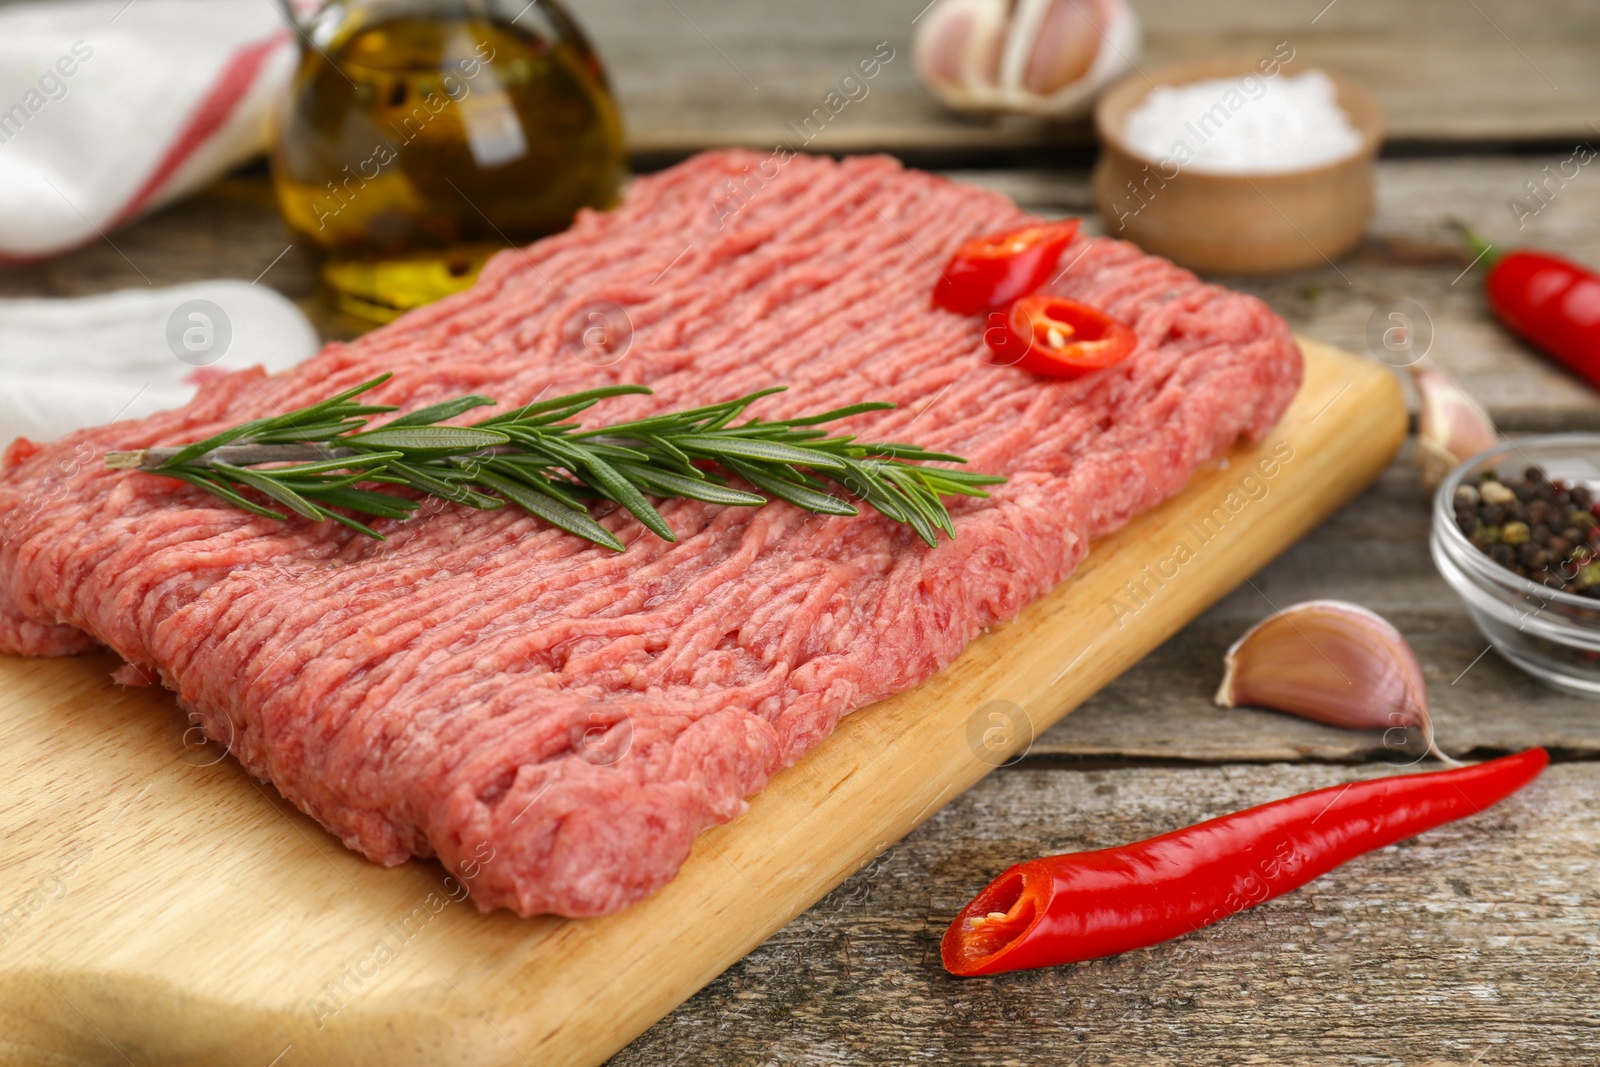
271 0 625 321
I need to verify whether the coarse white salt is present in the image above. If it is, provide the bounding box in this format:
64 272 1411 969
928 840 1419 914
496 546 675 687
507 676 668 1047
1121 69 1364 174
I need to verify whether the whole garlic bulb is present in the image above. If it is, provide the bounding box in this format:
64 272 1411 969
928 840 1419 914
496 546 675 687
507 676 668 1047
914 0 1141 118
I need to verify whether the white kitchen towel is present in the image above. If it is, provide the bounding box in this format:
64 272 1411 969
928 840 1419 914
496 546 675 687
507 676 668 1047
0 281 320 444
0 0 297 261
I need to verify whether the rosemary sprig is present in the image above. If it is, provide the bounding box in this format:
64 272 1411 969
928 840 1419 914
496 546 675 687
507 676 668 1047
104 375 1005 550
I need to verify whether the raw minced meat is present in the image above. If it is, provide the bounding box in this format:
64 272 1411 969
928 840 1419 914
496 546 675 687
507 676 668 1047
0 151 1302 916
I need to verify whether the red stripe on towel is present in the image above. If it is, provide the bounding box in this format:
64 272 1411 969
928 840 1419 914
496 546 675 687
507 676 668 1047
111 31 289 228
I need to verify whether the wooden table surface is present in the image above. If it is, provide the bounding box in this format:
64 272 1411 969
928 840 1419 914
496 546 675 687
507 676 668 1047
6 1 1599 1064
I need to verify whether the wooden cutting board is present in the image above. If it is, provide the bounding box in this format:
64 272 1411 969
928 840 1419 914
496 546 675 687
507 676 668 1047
0 339 1403 1067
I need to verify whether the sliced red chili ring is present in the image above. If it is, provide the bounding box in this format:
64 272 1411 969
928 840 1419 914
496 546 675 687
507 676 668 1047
983 294 1138 379
933 220 1082 315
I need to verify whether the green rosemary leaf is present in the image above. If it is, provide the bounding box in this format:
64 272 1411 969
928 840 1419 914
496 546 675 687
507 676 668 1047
751 427 831 444
920 465 1006 484
276 471 384 493
536 436 675 541
770 400 896 427
315 507 387 540
892 472 955 541
613 463 767 507
576 387 782 438
345 425 511 453
482 384 652 425
159 416 281 468
852 485 909 526
724 459 858 516
163 468 288 520
489 404 594 430
475 470 626 551
697 398 773 433
211 462 326 520
917 469 1004 495
861 443 970 463
262 452 403 476
631 433 697 474
481 459 590 511
386 460 506 509
675 435 849 470
311 487 422 520
899 500 940 547
789 468 835 493
493 427 652 466
868 467 941 546
281 374 393 419
569 440 654 465
384 395 497 428
252 421 370 444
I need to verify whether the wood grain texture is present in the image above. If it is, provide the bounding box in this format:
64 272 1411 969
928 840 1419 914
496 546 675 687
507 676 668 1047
1 0 1588 152
572 0 1598 155
616 760 1600 1067
0 342 1404 1067
1036 437 1600 764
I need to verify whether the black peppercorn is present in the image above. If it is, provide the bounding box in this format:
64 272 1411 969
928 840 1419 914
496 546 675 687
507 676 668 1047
1458 465 1600 588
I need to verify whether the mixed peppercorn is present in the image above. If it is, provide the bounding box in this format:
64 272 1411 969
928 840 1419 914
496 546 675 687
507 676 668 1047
1454 466 1600 592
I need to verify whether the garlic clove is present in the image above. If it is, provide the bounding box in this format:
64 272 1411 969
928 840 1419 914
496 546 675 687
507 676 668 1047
914 0 1139 118
1412 365 1499 490
1216 599 1454 762
1020 0 1109 96
913 0 1010 110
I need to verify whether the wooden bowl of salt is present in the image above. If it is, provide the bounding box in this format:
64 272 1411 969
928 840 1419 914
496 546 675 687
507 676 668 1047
1092 55 1384 275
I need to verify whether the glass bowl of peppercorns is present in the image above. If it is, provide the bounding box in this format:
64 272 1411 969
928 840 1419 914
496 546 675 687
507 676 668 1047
1432 435 1600 697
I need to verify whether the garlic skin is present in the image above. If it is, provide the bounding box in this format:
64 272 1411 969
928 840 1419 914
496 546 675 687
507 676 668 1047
1216 600 1453 762
1413 365 1499 490
914 0 1008 107
914 0 1141 118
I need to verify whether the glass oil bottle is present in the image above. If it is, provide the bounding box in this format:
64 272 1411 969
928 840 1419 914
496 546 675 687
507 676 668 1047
270 0 626 321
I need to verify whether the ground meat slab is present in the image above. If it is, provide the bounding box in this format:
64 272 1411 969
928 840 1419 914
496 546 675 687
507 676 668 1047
0 152 1301 917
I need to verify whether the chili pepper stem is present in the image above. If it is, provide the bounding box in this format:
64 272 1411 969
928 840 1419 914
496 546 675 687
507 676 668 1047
1447 219 1500 270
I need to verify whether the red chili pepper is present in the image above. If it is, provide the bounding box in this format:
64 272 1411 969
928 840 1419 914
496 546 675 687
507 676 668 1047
1458 225 1600 388
983 294 1138 379
941 748 1548 977
933 220 1082 315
